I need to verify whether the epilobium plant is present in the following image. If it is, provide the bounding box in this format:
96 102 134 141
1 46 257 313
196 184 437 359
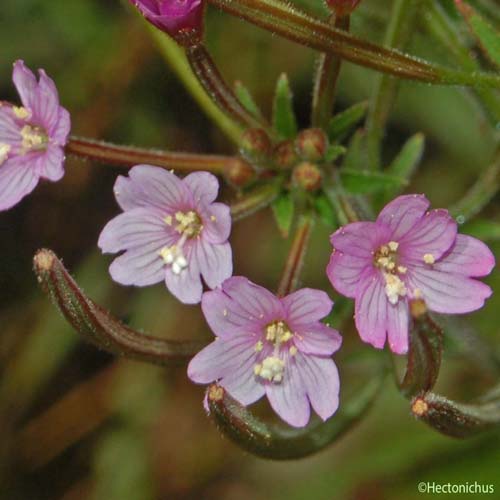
5 0 500 460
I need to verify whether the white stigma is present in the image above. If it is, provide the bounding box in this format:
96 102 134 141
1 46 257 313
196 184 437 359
423 253 435 264
159 245 188 275
0 144 11 165
384 273 407 305
254 356 285 383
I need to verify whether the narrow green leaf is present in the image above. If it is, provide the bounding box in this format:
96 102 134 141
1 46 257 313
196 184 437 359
341 129 366 171
461 219 500 241
314 193 338 227
388 133 425 179
234 80 265 120
340 168 407 194
327 101 368 141
455 0 500 67
271 192 294 237
325 144 347 163
272 73 298 139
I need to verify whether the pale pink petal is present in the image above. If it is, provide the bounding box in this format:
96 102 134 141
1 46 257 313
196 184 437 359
0 156 39 211
51 108 71 146
194 239 232 289
327 250 371 298
293 323 342 356
330 221 390 258
407 266 492 314
98 207 175 253
281 288 333 325
265 352 310 427
12 60 38 111
296 353 339 421
434 234 495 277
399 209 456 262
355 271 387 350
31 69 60 132
0 105 23 147
183 171 219 205
165 253 203 304
108 240 166 286
201 202 231 244
386 300 409 354
377 194 429 240
38 145 65 181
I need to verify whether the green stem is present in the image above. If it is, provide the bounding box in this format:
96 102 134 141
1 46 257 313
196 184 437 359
230 182 281 220
365 0 417 170
208 0 500 87
311 14 350 128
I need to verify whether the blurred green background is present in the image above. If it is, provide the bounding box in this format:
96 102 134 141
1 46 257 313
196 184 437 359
1 0 499 499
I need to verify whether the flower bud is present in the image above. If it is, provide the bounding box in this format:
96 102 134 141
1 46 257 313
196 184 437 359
224 158 256 187
273 140 298 170
295 128 328 162
292 162 323 191
130 0 205 47
240 128 272 165
325 0 362 17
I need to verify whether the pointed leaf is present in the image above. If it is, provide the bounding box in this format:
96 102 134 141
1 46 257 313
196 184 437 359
325 144 347 163
234 80 265 120
339 168 407 194
272 73 298 139
314 193 338 227
387 133 425 183
327 101 368 141
271 192 295 237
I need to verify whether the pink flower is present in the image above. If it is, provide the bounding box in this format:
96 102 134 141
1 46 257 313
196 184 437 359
0 60 70 211
188 277 342 427
130 0 204 44
98 165 232 304
327 194 495 354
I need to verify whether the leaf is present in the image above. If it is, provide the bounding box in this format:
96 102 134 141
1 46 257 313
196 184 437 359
327 101 368 141
455 0 500 67
387 133 425 181
272 73 298 139
234 80 265 120
324 144 347 163
339 168 407 194
271 192 294 237
341 129 366 170
314 193 338 227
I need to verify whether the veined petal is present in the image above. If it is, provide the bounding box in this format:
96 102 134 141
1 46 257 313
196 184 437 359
386 299 409 355
52 108 71 146
183 171 219 205
108 239 166 287
434 234 495 277
330 221 389 258
296 353 340 422
377 194 429 240
98 207 175 253
194 239 232 290
12 60 38 111
399 209 456 262
0 155 39 211
201 202 231 244
38 145 65 181
327 250 371 298
165 252 203 304
293 323 342 356
281 288 333 325
0 105 23 147
265 351 310 427
32 69 60 133
407 266 492 314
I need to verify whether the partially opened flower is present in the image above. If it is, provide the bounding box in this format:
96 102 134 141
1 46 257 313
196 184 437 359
130 0 205 45
0 60 70 211
98 165 232 304
188 277 342 427
327 194 495 354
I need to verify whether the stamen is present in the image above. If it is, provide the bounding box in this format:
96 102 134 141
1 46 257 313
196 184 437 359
0 144 11 165
289 346 297 356
254 341 263 352
384 273 407 305
13 106 31 120
423 253 435 264
388 241 399 251
174 210 203 237
256 356 285 383
20 125 48 152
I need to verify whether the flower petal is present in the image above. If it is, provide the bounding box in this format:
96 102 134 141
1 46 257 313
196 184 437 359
201 202 231 244
0 105 22 147
293 323 342 356
0 156 39 211
12 60 38 111
183 171 219 205
165 252 203 304
399 209 456 262
32 69 60 133
201 277 284 338
52 107 71 146
386 299 409 355
327 250 371 298
108 239 166 286
38 145 65 181
98 207 175 253
296 353 340 422
330 221 390 258
407 266 492 314
376 194 429 240
281 288 333 325
434 234 495 277
194 239 233 290
265 352 310 427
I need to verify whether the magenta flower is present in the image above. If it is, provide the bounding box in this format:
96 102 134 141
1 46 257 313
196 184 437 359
188 277 342 427
98 165 232 304
130 0 204 43
0 60 70 211
327 194 495 354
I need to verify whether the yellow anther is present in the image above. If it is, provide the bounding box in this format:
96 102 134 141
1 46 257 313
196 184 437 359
423 253 435 264
13 106 30 120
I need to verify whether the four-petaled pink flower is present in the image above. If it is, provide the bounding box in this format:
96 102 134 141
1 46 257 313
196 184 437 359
0 60 70 211
327 194 495 354
130 0 204 44
188 277 342 427
98 165 232 304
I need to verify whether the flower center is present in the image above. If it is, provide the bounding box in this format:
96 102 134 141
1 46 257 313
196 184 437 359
172 210 203 238
0 144 11 166
20 124 48 153
374 241 408 305
253 320 295 384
